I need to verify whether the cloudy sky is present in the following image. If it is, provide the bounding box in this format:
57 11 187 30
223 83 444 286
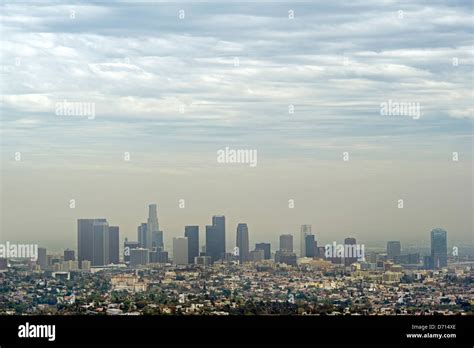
1 0 472 253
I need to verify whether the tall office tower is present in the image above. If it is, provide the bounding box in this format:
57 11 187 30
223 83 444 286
124 239 140 263
344 237 357 266
173 237 188 265
77 218 107 267
387 241 401 260
37 247 47 269
255 243 271 260
152 230 164 250
300 225 312 257
206 215 226 263
93 221 110 266
130 248 149 267
63 249 75 262
146 204 159 250
137 223 147 248
280 234 293 252
236 223 249 263
108 226 120 264
431 228 447 269
185 226 199 264
305 235 315 257
0 258 7 270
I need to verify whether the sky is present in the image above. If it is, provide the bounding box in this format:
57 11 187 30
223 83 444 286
0 0 472 253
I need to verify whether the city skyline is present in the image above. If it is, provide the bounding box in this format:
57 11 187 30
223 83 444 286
27 202 463 267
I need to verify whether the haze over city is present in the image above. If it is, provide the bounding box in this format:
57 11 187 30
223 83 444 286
1 1 472 251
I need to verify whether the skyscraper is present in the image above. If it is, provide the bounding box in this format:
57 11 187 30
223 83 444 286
206 215 226 263
92 221 109 266
431 228 447 269
146 204 159 251
77 218 107 267
255 242 271 259
305 234 315 257
137 223 147 248
185 225 199 264
173 237 188 265
109 226 120 264
300 224 312 257
236 223 249 263
387 241 401 260
124 238 139 263
344 237 357 266
37 247 47 270
279 234 293 252
152 230 164 250
130 248 149 267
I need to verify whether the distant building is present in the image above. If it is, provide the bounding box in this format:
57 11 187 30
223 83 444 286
195 256 211 266
150 250 169 264
206 215 226 263
431 228 447 269
236 223 249 263
37 247 47 270
152 231 164 251
344 237 357 266
279 234 293 253
305 235 315 257
92 221 109 266
185 226 199 264
146 204 159 251
109 226 120 264
255 243 271 260
81 260 91 270
173 237 188 265
137 223 147 248
63 249 75 262
300 225 312 257
124 239 139 263
275 251 297 266
62 260 79 271
0 258 8 270
77 218 107 267
130 248 149 267
250 249 264 262
387 241 401 260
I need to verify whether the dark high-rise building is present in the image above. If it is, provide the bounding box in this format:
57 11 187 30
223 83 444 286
431 228 447 269
255 243 271 260
185 225 199 264
109 226 120 264
137 223 147 248
236 223 249 263
206 215 226 263
37 247 47 269
77 218 107 267
344 237 357 266
387 241 401 260
152 230 164 250
305 235 315 257
92 221 109 266
279 234 293 252
63 249 75 262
